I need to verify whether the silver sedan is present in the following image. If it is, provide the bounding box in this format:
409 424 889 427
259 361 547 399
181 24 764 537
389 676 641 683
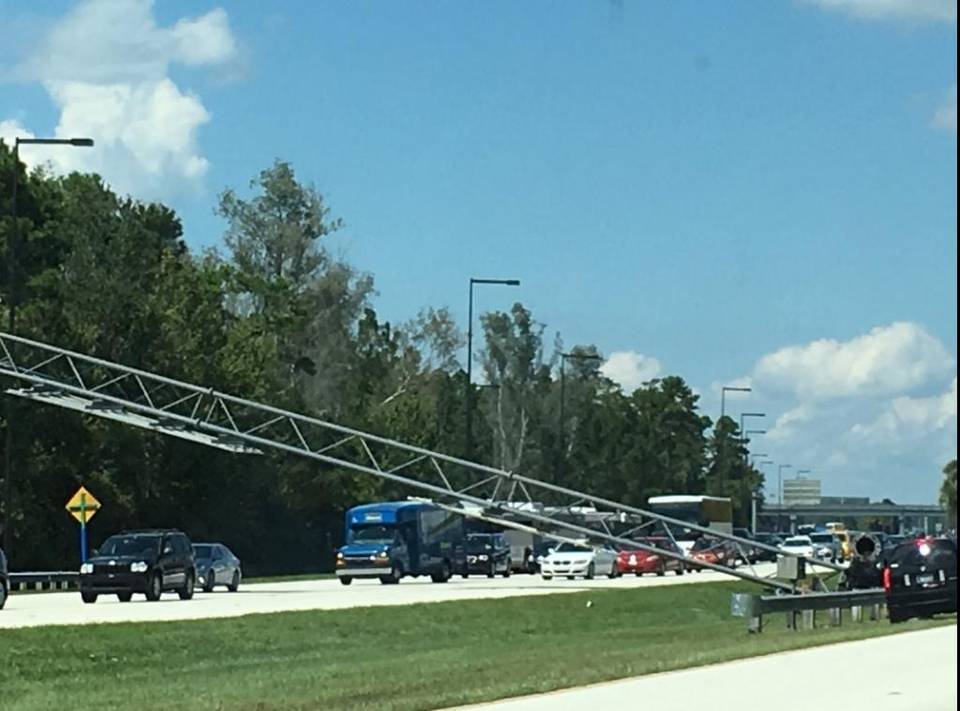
192 543 242 592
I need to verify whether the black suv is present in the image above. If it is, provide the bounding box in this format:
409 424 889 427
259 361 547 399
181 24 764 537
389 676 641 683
79 530 196 603
463 533 511 578
883 537 957 623
0 546 8 610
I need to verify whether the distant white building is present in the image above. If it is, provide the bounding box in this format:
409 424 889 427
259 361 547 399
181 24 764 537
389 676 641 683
783 478 822 507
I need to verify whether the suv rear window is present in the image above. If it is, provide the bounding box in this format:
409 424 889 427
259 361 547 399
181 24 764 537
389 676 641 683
890 539 956 569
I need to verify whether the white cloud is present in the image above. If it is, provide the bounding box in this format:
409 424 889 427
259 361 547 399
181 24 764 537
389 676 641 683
727 323 956 503
0 119 35 145
766 404 815 441
852 376 957 440
753 322 955 401
932 84 957 134
4 0 237 197
800 0 956 23
601 351 662 392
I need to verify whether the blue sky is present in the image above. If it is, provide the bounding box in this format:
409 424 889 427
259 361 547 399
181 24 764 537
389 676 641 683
2 0 956 504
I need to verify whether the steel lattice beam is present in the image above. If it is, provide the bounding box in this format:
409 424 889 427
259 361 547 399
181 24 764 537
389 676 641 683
1 330 842 592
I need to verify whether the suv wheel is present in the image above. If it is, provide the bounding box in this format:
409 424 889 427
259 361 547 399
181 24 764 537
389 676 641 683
81 591 98 604
503 560 511 578
145 572 163 601
0 582 8 610
179 571 195 600
203 571 215 593
338 576 353 586
116 592 133 602
431 560 451 583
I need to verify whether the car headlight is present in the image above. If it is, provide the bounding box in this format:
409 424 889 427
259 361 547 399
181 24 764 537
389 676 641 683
575 559 588 565
379 551 388 558
479 555 489 561
336 551 344 559
80 563 93 574
130 561 149 573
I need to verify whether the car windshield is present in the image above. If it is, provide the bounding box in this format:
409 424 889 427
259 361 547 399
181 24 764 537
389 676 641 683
193 545 214 559
100 535 160 558
350 525 396 543
890 539 957 569
555 542 592 553
691 538 716 551
627 539 665 550
809 534 833 544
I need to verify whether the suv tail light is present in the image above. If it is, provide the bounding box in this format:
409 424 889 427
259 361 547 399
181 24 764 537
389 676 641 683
882 566 892 591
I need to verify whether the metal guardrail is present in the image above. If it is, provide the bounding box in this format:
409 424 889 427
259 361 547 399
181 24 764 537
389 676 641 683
9 571 79 591
732 588 887 633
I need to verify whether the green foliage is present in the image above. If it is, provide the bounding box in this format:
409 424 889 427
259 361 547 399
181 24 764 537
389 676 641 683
941 459 957 527
1 147 763 573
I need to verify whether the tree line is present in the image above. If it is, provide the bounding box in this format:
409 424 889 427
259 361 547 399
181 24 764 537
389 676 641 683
0 145 766 573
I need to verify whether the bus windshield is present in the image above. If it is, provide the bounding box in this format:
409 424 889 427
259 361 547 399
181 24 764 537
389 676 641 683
349 525 396 544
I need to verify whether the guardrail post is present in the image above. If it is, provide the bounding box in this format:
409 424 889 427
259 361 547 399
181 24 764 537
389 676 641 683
852 605 862 623
801 609 815 629
869 604 880 621
829 607 841 626
748 615 763 634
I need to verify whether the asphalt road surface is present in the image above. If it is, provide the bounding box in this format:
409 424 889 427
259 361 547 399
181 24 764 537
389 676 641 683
458 624 958 711
0 563 777 629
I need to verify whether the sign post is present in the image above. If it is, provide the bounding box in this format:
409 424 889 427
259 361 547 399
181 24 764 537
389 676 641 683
65 486 101 563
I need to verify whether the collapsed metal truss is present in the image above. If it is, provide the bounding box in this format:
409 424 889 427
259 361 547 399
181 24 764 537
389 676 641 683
1 330 843 592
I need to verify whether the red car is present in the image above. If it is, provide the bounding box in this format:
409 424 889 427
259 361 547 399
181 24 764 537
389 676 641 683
688 537 738 572
616 537 686 576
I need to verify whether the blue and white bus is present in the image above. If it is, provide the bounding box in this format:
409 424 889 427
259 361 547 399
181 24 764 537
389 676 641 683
335 501 466 585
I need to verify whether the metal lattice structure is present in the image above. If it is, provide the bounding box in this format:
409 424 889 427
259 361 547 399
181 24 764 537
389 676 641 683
1 330 843 592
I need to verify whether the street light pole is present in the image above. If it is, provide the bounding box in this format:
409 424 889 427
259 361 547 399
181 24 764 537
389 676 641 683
720 385 751 420
464 277 519 461
3 135 93 559
558 351 602 482
738 412 765 464
754 460 773 535
743 430 766 463
777 463 792 532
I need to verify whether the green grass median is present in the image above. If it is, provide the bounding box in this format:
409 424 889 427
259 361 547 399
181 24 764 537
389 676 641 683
0 581 953 711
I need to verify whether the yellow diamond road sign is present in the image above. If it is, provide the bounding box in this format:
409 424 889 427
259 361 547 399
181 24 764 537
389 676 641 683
65 486 101 524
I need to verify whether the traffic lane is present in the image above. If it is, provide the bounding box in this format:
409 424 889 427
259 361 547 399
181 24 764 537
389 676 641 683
0 563 776 629
457 624 958 711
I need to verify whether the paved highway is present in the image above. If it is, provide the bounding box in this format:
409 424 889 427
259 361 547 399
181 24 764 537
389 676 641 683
458 624 958 711
0 563 776 628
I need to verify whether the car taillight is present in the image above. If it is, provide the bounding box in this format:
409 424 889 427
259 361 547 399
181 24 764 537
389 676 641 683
882 566 892 591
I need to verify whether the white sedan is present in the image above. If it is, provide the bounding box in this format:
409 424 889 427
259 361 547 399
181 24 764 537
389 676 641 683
540 542 619 580
779 535 815 558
